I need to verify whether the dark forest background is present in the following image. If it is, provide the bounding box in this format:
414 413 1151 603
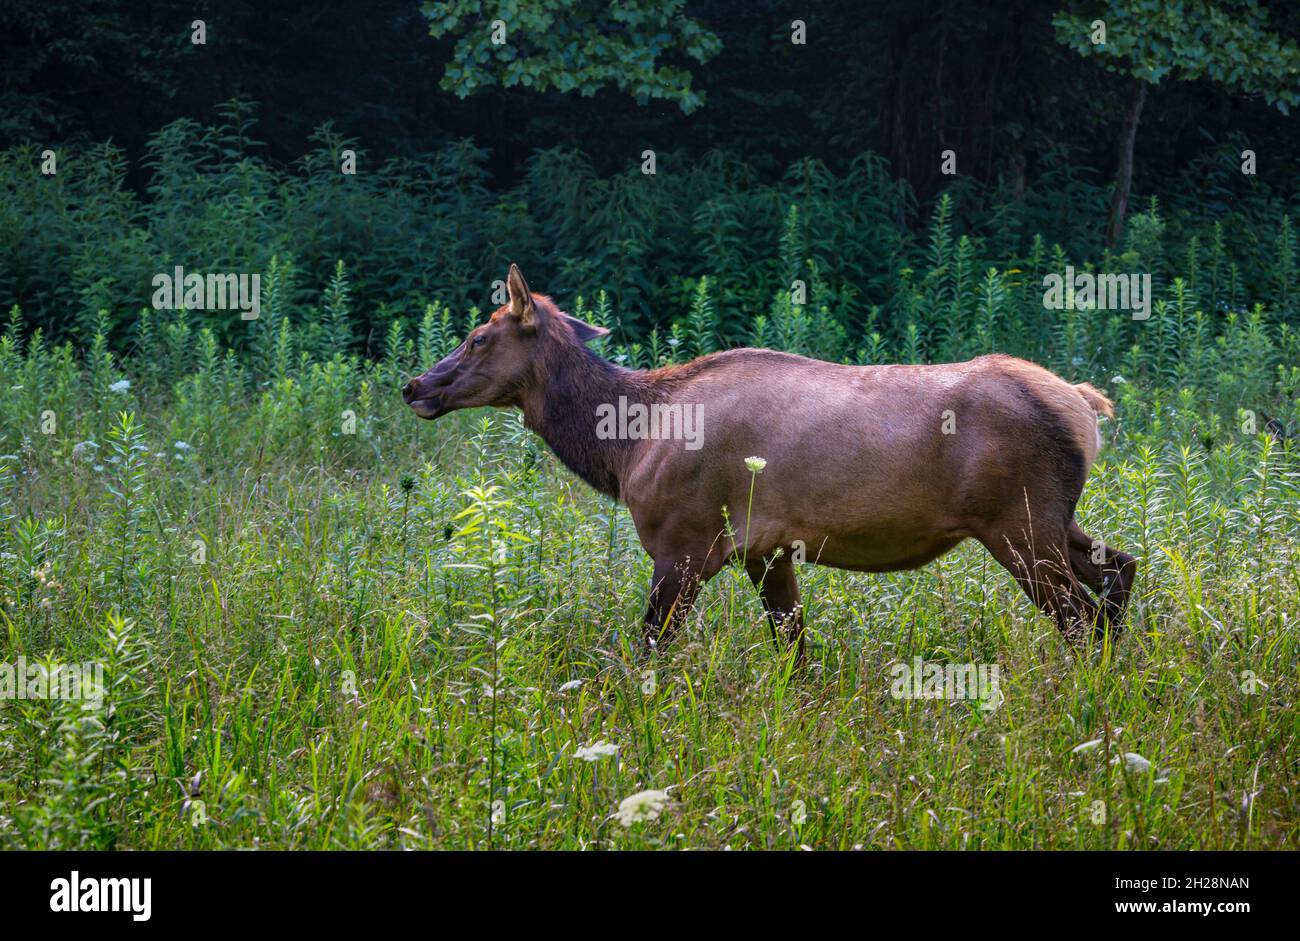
6 0 1298 195
2 0 1298 376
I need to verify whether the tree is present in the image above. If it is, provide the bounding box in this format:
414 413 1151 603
1055 0 1300 249
422 0 721 113
0 0 184 141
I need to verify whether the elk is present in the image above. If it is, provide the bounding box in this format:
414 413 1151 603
404 265 1139 660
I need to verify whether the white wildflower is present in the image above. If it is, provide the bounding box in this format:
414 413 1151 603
1110 752 1152 773
613 789 669 827
574 741 619 762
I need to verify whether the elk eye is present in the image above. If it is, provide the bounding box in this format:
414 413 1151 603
472 334 487 347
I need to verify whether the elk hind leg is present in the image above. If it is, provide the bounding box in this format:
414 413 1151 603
1065 521 1138 638
981 521 1104 648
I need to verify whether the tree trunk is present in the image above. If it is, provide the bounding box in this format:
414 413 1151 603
1105 78 1149 251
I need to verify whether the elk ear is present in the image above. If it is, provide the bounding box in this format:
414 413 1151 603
506 263 536 330
561 312 611 344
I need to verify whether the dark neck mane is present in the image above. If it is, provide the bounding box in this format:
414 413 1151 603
518 340 659 500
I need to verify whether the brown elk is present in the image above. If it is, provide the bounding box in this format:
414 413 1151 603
403 264 1138 659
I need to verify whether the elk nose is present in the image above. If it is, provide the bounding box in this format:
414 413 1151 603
401 379 418 403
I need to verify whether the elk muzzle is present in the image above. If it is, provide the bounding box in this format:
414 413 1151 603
402 363 456 419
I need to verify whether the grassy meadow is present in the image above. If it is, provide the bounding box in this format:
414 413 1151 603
0 288 1297 851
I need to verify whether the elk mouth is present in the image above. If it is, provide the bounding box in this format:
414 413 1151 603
402 376 452 419
405 395 447 420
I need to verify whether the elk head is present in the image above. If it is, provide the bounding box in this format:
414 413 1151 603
402 264 609 420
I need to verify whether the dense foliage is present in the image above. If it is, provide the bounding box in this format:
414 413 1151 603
2 109 1298 417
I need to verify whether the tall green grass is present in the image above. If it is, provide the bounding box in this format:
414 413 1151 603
0 283 1295 849
2 106 1298 847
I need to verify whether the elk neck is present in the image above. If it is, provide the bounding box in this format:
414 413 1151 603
517 339 659 501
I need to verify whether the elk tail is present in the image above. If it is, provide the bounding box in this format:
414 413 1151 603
1075 382 1114 419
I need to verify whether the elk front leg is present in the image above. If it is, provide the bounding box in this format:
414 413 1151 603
643 557 704 653
746 553 806 662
